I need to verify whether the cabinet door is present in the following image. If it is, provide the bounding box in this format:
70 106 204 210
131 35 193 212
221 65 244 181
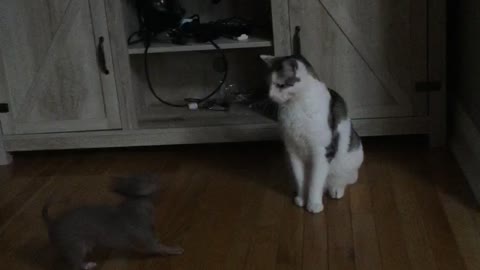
288 0 428 118
0 0 121 134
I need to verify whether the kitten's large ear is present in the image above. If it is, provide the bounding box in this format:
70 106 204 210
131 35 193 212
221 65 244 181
259 55 275 67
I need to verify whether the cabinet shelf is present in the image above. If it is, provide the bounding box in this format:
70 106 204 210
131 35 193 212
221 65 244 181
128 36 273 55
138 104 276 129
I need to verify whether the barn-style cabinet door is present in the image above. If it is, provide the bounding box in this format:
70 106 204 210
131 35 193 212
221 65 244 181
279 0 428 119
0 0 121 135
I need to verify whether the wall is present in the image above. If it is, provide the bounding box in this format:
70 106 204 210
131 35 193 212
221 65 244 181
449 0 480 203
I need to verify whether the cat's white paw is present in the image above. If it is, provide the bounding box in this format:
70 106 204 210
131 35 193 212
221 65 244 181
306 201 324 214
82 262 97 270
294 196 305 207
328 186 346 199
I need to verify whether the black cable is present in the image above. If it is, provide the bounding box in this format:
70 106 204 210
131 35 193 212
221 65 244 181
144 39 186 107
143 38 228 108
196 40 228 103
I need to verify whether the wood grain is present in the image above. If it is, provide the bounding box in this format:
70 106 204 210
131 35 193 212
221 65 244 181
427 0 447 146
288 0 428 119
2 117 434 154
0 155 67 232
419 151 468 270
350 172 382 270
271 0 292 55
326 194 355 270
88 0 122 129
437 154 480 270
243 162 285 270
366 152 412 270
450 102 480 204
0 134 11 165
128 37 273 55
302 211 328 270
218 165 265 270
0 139 477 269
275 158 303 270
387 151 437 270
0 0 121 135
105 0 140 129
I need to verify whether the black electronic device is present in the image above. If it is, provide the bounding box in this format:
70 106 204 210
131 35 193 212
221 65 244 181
135 0 185 34
128 1 254 109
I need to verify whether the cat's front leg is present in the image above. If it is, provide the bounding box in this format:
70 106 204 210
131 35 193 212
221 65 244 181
288 151 305 207
307 150 329 214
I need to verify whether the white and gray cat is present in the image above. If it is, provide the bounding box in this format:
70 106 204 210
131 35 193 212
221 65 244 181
261 54 364 214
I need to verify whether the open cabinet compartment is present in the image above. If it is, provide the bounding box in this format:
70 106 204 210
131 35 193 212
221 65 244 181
121 0 278 130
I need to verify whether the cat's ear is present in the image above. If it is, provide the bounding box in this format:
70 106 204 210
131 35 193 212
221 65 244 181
259 55 276 67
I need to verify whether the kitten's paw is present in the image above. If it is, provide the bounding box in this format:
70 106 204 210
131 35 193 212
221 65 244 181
82 262 97 270
328 186 346 199
306 201 324 214
294 196 305 207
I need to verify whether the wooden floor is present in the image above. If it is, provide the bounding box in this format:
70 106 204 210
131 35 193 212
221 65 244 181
0 137 479 270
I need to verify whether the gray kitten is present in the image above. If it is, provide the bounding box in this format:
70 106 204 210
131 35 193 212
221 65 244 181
42 175 183 270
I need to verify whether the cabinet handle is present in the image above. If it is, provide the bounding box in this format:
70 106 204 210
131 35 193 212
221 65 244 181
97 36 110 75
293 26 301 56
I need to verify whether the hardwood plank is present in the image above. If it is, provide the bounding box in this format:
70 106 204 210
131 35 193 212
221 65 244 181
275 159 303 270
434 153 480 270
243 158 286 270
387 151 437 270
350 170 382 270
275 204 303 270
243 188 284 270
0 154 71 233
168 163 238 270
440 192 480 270
411 151 468 270
221 158 268 270
326 193 355 270
0 140 479 270
163 146 264 270
302 211 328 270
366 152 412 270
0 152 112 270
203 173 256 269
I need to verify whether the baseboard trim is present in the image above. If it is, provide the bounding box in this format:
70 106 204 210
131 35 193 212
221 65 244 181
2 117 431 152
450 102 480 204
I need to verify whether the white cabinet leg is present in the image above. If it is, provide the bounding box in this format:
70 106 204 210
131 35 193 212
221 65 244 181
0 137 12 166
